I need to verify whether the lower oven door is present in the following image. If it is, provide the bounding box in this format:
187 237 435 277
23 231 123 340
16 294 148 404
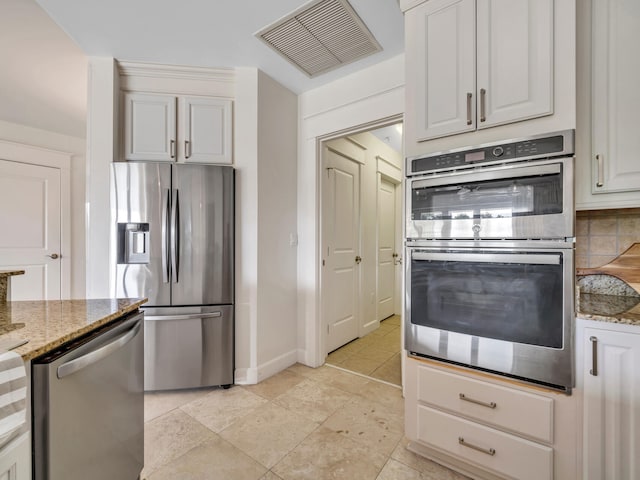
406 244 574 391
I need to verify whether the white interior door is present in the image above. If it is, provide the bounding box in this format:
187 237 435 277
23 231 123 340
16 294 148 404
322 148 361 353
377 176 396 321
0 160 62 300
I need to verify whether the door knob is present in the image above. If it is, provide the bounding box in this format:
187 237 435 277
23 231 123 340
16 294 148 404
46 253 60 259
355 255 362 264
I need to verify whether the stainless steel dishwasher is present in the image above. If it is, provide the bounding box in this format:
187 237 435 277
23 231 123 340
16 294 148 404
32 311 144 480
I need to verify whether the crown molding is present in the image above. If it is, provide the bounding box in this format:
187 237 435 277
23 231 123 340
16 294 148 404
117 61 236 83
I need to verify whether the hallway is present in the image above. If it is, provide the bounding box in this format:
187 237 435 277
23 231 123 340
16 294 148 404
325 315 401 386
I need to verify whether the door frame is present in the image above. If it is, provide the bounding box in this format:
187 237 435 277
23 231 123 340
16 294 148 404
0 140 72 299
317 115 403 361
376 169 402 321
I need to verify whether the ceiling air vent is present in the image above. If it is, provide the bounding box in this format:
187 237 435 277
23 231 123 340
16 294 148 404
256 0 382 77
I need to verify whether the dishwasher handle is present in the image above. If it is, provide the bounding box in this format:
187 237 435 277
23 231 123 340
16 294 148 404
56 321 142 379
144 312 222 322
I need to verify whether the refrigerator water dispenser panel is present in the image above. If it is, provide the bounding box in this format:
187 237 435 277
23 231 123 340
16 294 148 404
117 223 150 264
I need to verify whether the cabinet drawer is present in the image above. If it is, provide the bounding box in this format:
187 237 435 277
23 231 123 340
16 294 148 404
417 405 553 480
417 365 553 443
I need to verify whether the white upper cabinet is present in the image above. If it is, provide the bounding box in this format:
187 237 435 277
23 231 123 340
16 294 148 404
180 96 232 164
405 0 476 140
405 0 554 143
476 0 553 129
123 93 177 162
123 92 233 164
575 0 640 209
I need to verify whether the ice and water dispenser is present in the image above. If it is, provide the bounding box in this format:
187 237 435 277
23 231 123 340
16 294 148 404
116 223 150 264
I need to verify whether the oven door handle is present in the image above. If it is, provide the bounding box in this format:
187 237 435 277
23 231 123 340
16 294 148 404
411 251 561 265
411 162 561 190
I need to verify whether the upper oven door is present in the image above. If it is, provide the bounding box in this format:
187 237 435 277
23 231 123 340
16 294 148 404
406 157 574 240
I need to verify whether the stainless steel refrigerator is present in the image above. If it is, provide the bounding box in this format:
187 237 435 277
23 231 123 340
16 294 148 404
112 162 234 390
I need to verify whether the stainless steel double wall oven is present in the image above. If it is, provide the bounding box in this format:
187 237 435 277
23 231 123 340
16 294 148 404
405 130 575 392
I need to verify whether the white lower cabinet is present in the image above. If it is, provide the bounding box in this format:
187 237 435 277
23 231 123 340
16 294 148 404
579 319 640 480
0 433 30 480
417 406 553 480
405 356 578 479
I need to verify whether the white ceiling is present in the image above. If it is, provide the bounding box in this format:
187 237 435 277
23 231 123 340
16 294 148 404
34 0 405 94
1 0 403 140
1 0 88 138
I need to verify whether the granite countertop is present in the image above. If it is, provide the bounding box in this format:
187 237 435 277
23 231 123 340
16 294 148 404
577 273 640 326
0 298 147 361
577 293 640 326
0 270 26 277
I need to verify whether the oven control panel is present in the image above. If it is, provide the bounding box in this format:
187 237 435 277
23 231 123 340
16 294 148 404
409 130 573 176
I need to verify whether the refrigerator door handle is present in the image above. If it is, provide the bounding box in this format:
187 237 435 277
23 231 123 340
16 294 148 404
162 188 171 283
171 189 180 283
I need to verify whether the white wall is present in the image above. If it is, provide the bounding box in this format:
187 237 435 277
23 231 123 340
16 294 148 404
0 120 86 298
297 54 405 367
233 68 260 383
256 71 299 373
234 69 299 383
85 57 118 298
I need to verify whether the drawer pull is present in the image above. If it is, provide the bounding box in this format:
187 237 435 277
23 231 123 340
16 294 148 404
458 437 496 456
459 393 497 409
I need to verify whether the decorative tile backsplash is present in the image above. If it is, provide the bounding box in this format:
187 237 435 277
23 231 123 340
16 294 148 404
576 208 640 268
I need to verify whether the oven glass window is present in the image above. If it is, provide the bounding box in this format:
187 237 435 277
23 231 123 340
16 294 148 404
412 171 563 221
410 254 564 348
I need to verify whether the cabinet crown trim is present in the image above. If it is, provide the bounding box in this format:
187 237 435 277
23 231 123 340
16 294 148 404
117 61 236 83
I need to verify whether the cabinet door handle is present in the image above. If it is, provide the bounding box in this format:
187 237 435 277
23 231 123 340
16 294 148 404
185 140 191 159
459 393 496 409
466 92 473 125
458 437 496 456
595 154 604 187
170 139 176 159
480 88 487 122
590 336 598 376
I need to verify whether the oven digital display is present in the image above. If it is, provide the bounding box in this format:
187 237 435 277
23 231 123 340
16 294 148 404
465 151 485 163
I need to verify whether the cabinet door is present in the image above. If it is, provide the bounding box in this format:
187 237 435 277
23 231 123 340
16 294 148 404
591 0 640 194
179 97 232 164
405 0 476 141
476 0 553 129
123 93 176 162
583 327 640 480
0 433 30 480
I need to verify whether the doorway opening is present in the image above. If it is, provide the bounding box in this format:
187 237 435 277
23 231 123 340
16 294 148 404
320 120 403 385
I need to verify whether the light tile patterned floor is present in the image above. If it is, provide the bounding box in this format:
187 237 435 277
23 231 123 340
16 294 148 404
325 315 401 386
142 363 469 480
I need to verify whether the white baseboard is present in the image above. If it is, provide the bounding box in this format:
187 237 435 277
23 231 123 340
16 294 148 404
256 349 298 382
233 367 258 385
234 349 298 385
296 348 324 368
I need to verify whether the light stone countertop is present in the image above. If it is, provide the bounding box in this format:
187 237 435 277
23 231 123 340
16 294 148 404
577 293 640 326
576 274 640 326
0 270 26 277
0 270 25 303
0 298 147 360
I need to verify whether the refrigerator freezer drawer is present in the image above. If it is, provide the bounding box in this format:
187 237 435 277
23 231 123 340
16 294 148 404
143 305 234 390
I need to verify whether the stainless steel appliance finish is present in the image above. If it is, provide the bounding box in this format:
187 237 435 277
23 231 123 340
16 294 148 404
405 241 574 391
404 130 576 393
112 162 234 390
32 312 143 480
406 130 574 241
144 305 233 390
